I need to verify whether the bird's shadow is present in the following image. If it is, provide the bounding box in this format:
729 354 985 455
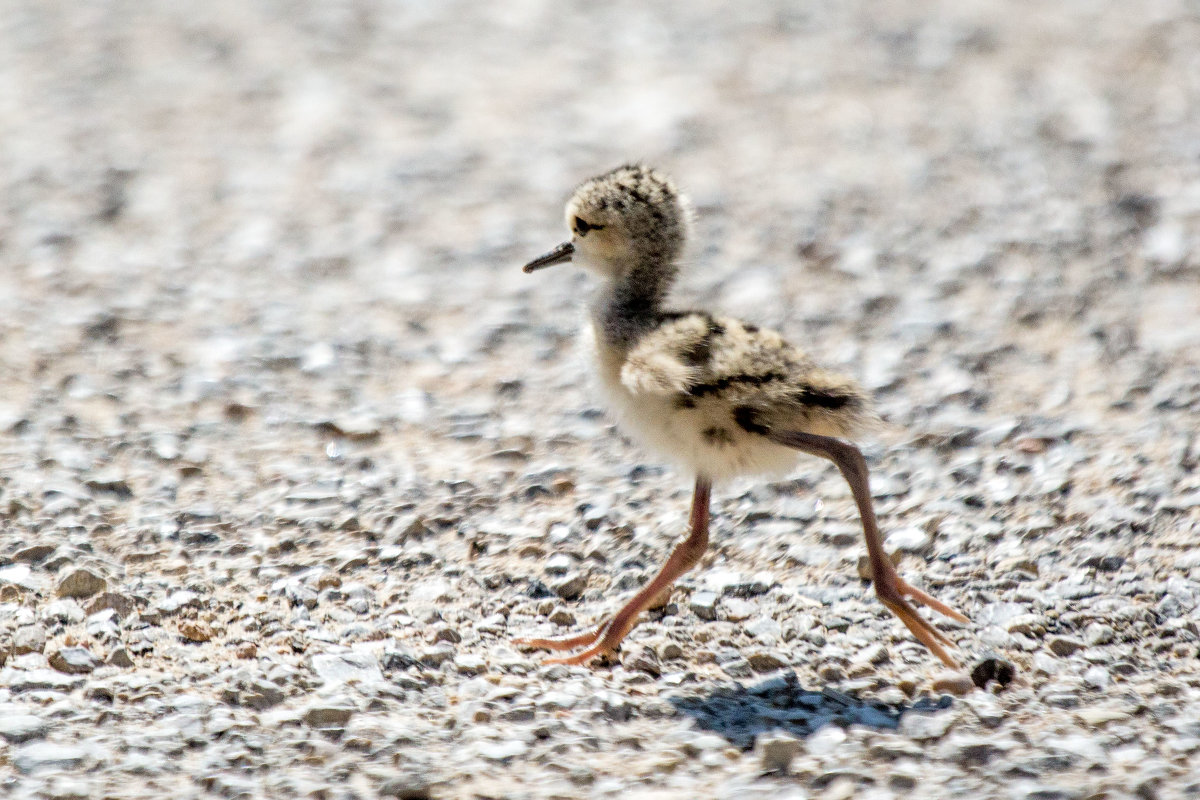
667 670 952 750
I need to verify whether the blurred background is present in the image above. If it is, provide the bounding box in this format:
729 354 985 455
1 2 1199 796
1 1 1197 461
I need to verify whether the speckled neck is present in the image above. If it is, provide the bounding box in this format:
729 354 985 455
590 256 678 350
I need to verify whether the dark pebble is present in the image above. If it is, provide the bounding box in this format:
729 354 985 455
971 656 1018 690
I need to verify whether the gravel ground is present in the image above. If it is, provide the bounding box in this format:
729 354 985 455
2 1 1200 798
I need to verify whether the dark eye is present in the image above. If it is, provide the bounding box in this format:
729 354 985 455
574 216 603 236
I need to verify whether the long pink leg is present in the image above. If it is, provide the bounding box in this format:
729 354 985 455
769 430 969 667
516 477 712 664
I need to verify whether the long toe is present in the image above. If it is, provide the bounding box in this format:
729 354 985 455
543 643 618 666
897 578 970 623
514 623 607 652
882 596 959 668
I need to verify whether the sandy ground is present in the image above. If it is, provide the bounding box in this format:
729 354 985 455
1 1 1199 798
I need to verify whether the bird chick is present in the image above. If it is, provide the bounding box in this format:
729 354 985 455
518 164 968 667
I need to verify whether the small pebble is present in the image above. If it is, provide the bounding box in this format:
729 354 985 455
758 732 803 772
746 650 789 673
551 573 587 601
56 568 107 599
932 673 977 696
179 621 215 643
48 646 101 674
12 625 46 656
689 591 719 620
1047 636 1086 657
548 606 576 625
303 704 355 728
107 647 134 668
477 739 528 762
1082 666 1110 690
970 657 1017 690
0 714 49 744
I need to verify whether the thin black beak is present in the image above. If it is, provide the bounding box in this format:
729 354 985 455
522 241 574 273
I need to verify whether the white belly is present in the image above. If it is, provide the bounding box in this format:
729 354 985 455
586 326 799 482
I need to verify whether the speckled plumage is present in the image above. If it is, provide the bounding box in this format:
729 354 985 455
518 164 967 668
545 164 876 480
599 308 876 481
